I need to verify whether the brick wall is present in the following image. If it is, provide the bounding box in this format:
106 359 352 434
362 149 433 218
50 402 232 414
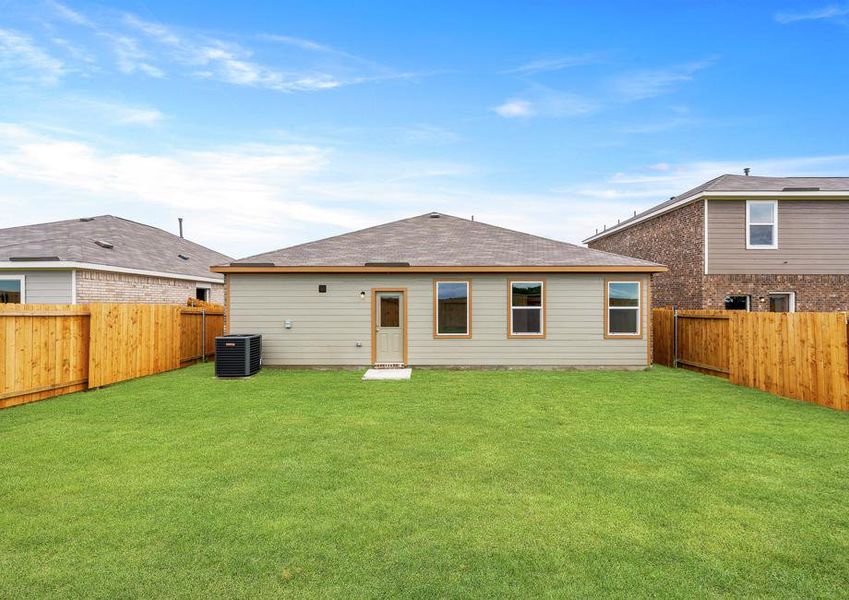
704 274 849 312
588 200 705 309
76 269 225 305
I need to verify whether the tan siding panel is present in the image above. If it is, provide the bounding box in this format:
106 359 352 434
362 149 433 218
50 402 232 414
708 200 849 274
228 273 649 367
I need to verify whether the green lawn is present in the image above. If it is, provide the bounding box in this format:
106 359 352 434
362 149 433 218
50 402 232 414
1 366 848 598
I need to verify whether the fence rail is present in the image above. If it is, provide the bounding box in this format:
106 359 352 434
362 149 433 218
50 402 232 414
1 301 224 409
653 308 849 411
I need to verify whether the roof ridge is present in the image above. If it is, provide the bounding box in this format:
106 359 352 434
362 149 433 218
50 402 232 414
447 213 588 250
702 173 734 191
233 211 595 264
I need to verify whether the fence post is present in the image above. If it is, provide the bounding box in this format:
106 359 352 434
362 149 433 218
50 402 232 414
201 309 206 362
672 306 679 369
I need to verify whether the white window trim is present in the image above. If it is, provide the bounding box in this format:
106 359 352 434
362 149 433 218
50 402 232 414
746 199 778 249
435 280 470 336
768 291 796 313
0 274 26 303
509 280 544 336
607 280 641 336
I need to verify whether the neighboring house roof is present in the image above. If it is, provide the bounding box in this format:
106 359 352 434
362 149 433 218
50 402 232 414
0 215 232 281
216 212 664 273
583 174 849 243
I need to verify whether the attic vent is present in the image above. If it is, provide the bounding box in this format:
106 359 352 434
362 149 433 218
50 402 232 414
782 186 820 192
94 240 113 249
178 254 189 260
364 262 410 267
79 217 95 222
429 213 440 218
9 256 60 261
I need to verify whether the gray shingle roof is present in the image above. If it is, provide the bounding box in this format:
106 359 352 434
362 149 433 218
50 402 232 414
585 174 849 242
0 215 231 280
234 212 662 268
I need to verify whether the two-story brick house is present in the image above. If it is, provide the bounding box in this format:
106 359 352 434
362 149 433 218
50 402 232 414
584 174 849 312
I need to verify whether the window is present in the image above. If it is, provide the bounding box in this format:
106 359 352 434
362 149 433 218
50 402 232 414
509 280 544 337
746 200 777 249
606 280 641 337
380 295 400 327
724 295 750 311
434 280 471 337
768 292 795 313
0 276 24 303
195 287 210 302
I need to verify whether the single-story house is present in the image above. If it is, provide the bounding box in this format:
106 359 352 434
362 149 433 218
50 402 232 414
212 213 666 368
0 215 231 305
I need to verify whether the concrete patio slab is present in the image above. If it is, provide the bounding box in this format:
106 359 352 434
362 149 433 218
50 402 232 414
362 368 412 381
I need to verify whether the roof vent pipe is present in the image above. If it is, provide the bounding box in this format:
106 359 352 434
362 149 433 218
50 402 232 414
178 217 184 238
744 167 750 176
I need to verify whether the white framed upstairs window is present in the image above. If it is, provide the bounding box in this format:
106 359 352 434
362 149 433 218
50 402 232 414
746 200 778 249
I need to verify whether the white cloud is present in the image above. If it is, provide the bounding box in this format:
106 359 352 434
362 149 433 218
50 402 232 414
77 99 167 125
101 33 164 77
493 87 599 119
47 0 93 27
121 13 407 92
494 99 535 118
775 4 849 23
0 28 66 84
609 58 717 101
502 53 600 75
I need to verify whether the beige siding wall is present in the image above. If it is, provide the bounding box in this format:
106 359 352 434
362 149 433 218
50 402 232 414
707 199 849 274
228 273 650 367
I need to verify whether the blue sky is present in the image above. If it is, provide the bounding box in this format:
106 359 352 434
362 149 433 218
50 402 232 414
1 1 848 258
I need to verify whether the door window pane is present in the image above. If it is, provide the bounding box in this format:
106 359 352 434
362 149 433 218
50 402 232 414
380 296 400 327
0 280 22 303
437 282 469 335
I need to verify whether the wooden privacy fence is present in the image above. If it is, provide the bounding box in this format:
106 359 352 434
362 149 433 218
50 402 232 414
653 308 849 411
1 301 224 409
